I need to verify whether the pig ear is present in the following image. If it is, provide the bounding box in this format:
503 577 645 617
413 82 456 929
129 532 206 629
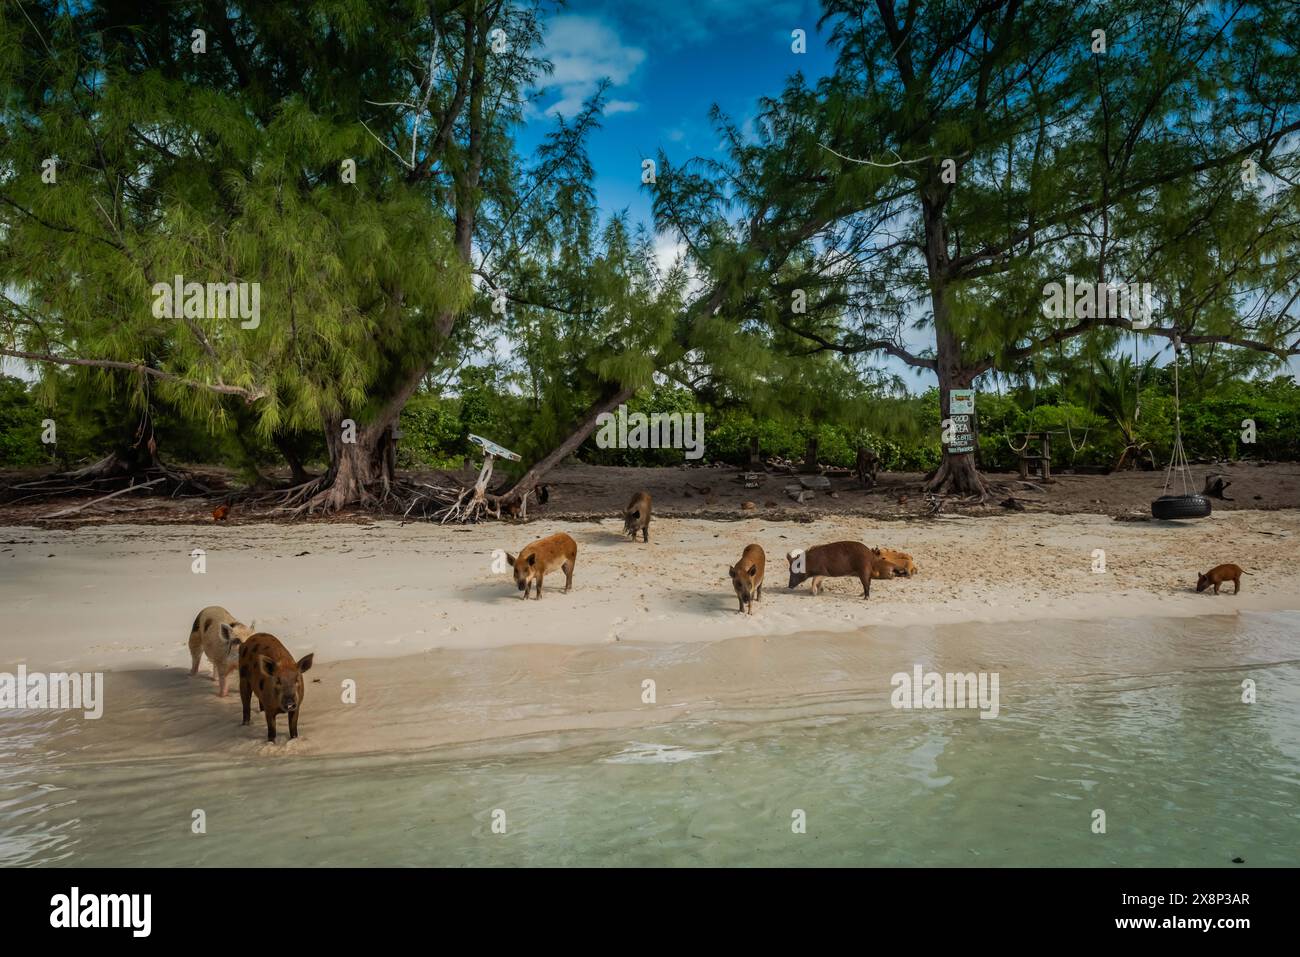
257 655 277 677
297 653 314 674
219 623 232 642
748 564 758 577
505 553 516 566
527 553 536 565
728 566 736 579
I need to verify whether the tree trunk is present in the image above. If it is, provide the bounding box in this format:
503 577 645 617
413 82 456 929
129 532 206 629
748 435 762 470
499 386 635 506
922 196 988 498
301 417 397 511
273 434 313 485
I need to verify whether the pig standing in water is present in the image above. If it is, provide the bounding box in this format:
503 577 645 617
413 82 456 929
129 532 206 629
239 633 314 742
624 491 651 543
505 532 578 599
728 544 766 615
787 541 877 599
188 605 254 697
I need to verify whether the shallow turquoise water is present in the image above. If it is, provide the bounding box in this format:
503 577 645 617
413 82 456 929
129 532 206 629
2 612 1298 866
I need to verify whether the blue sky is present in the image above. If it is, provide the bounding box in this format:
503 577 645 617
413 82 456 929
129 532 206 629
518 0 836 231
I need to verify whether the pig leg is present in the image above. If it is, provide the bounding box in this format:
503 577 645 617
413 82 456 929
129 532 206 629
563 559 574 593
535 573 544 599
289 709 300 740
188 631 203 676
755 582 763 601
218 668 230 698
1213 581 1221 594
642 526 649 543
859 572 872 599
240 672 252 725
810 576 823 595
1234 576 1241 595
265 709 277 743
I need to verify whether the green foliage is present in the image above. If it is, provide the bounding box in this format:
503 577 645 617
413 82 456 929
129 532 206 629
397 395 466 470
0 376 50 467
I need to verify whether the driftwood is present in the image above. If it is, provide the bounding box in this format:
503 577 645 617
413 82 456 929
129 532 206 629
40 477 166 518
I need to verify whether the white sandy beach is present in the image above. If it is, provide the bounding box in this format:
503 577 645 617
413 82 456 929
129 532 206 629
3 510 1298 673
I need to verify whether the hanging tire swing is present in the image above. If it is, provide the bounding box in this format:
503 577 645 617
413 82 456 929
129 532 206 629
1151 334 1211 520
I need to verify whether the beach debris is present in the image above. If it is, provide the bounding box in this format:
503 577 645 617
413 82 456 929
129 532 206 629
686 482 712 495
212 503 230 521
897 494 909 505
39 476 167 519
764 500 778 507
741 501 757 510
1112 512 1152 522
999 496 1025 511
798 474 831 490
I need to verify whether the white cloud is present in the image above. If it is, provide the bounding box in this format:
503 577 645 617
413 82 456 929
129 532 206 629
535 15 646 120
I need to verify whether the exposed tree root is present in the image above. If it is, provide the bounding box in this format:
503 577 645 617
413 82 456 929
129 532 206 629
0 451 211 506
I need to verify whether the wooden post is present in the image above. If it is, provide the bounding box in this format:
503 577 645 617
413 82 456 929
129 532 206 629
801 436 820 474
471 453 495 508
1041 433 1052 482
748 435 762 470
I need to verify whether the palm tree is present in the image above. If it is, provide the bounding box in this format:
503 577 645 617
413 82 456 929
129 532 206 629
1090 354 1159 471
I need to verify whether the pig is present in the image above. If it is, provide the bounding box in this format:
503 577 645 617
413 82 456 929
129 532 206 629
505 532 578 599
623 491 652 543
239 633 314 742
188 605 254 697
1196 563 1246 595
787 541 877 599
728 543 766 615
871 547 918 578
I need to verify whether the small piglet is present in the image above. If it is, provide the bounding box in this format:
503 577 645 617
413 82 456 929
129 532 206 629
239 633 314 742
728 543 766 615
1196 563 1246 595
624 491 652 543
506 532 578 599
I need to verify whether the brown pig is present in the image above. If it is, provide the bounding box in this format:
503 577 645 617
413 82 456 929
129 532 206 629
787 541 877 599
1196 563 1246 595
505 532 578 599
623 491 652 543
239 633 314 742
728 543 766 614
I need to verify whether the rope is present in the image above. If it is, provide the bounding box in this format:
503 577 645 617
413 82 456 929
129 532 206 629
1162 337 1192 495
1065 420 1090 453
